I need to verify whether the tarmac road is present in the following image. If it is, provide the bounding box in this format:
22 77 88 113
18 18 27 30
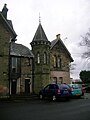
0 93 90 120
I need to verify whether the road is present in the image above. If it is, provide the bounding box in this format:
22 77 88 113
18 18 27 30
0 93 90 120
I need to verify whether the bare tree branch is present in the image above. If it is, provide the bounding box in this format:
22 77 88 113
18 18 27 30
80 28 90 59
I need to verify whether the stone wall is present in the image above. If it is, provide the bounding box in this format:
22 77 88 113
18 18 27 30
20 57 33 94
0 21 10 97
50 71 70 84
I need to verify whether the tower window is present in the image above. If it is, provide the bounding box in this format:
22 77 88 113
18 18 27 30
44 52 47 64
37 52 40 64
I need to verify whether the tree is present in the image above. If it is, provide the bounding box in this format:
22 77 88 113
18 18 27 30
79 70 90 83
80 28 90 59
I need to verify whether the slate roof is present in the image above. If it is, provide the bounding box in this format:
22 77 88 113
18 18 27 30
10 42 34 58
32 23 48 41
51 38 73 62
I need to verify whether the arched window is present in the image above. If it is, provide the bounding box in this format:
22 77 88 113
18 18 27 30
59 77 63 84
44 52 47 64
57 57 61 68
54 55 57 67
37 52 40 64
53 77 57 84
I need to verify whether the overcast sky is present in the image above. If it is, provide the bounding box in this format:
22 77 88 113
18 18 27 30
1 0 90 79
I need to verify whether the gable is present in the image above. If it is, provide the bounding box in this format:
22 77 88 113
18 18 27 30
51 39 73 62
0 12 17 39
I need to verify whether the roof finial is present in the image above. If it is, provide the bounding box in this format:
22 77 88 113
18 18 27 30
39 12 41 24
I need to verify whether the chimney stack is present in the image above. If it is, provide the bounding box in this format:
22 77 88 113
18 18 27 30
1 4 8 19
56 34 60 40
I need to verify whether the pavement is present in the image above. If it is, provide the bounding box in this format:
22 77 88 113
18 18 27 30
0 93 90 102
0 94 39 102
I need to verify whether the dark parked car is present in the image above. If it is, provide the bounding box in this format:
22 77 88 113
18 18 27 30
39 84 72 101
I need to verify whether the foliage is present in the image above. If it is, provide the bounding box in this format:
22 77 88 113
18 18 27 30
79 70 90 83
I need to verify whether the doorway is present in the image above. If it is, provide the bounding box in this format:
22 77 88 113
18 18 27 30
25 79 30 94
11 79 17 94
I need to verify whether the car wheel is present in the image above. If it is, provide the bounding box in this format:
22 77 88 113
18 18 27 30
52 95 56 101
39 94 43 100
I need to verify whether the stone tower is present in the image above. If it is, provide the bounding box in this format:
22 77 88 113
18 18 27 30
30 22 51 93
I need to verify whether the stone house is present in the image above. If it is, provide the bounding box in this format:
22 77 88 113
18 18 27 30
0 4 34 97
0 4 73 97
30 22 73 93
0 4 17 97
10 42 34 95
50 34 73 84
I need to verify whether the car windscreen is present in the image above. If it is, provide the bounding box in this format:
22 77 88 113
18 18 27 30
72 84 79 89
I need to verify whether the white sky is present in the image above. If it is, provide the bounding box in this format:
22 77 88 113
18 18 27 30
0 0 90 79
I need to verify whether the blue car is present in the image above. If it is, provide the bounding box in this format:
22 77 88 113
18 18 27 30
39 84 72 101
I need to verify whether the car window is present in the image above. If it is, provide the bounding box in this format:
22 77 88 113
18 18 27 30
72 84 79 89
44 85 50 90
58 84 70 89
49 84 54 89
54 84 58 89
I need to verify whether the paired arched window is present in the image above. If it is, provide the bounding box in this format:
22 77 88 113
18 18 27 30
53 55 61 68
37 51 47 64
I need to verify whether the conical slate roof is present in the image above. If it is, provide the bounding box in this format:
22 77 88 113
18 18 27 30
32 23 48 41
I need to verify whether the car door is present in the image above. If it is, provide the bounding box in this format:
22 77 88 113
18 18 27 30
43 84 54 98
43 85 50 97
46 84 55 97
